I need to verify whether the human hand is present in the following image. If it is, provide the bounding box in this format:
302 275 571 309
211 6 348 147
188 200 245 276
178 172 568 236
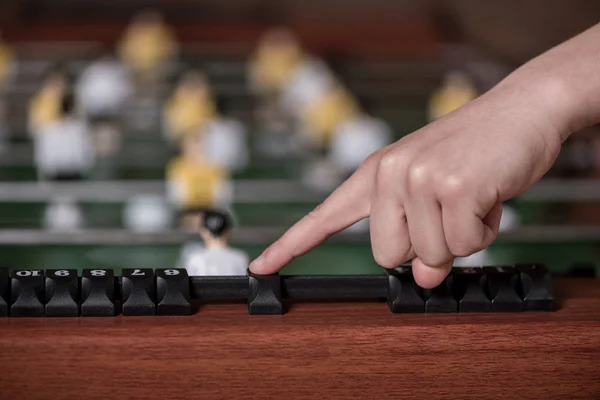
249 78 567 288
249 23 600 288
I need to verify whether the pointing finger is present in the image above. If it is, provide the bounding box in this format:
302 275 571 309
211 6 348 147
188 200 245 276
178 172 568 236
249 156 379 275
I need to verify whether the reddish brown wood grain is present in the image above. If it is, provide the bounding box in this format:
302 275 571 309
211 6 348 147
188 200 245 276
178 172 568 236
0 278 599 400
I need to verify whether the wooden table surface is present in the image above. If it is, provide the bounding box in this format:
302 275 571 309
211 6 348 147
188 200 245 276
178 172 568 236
0 278 599 400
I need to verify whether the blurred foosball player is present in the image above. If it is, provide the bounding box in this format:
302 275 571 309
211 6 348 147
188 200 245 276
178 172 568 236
327 108 391 233
176 208 206 270
0 32 11 153
34 92 94 181
28 68 68 135
247 28 303 98
301 83 358 150
299 83 359 191
76 53 132 157
123 195 173 233
183 209 249 277
261 56 334 158
166 133 232 211
0 101 7 154
329 109 392 178
44 197 84 232
280 57 334 118
164 71 216 142
118 10 176 83
0 31 14 89
77 53 132 120
201 98 249 172
428 71 478 122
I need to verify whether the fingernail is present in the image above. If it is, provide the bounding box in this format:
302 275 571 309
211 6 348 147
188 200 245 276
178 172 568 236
249 254 265 272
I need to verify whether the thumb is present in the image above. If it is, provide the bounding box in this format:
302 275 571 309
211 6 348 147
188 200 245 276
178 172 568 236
412 257 453 289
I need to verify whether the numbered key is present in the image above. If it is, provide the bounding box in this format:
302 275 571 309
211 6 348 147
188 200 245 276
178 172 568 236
452 268 490 313
424 273 457 313
81 269 116 317
45 269 79 317
517 264 556 311
156 269 191 316
387 266 424 313
485 266 523 312
0 268 8 317
11 270 45 317
248 270 283 315
121 268 156 316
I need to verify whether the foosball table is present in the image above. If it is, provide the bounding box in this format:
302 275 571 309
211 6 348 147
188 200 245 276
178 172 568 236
0 264 599 399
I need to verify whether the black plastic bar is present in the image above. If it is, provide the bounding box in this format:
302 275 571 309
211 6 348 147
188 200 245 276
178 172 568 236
189 275 388 301
283 275 388 300
190 276 248 300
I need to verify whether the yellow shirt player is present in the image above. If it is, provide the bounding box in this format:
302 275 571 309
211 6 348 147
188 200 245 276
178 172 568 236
303 85 358 147
118 11 176 77
28 70 68 134
248 28 303 95
0 34 14 88
428 71 478 122
164 71 216 141
166 134 231 210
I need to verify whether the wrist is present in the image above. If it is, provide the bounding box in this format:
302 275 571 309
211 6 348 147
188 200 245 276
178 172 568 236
495 70 575 143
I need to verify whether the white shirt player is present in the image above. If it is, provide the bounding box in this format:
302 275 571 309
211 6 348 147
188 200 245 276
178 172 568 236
44 197 84 231
177 241 205 270
76 58 132 118
123 195 173 232
330 114 391 175
280 57 334 119
202 117 249 172
34 117 94 178
184 246 249 276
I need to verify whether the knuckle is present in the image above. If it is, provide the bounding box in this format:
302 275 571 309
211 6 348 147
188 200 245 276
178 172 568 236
406 161 431 190
376 151 402 180
436 174 467 202
363 147 388 169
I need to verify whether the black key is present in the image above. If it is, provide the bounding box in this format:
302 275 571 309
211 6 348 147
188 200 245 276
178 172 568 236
45 269 79 317
0 268 8 317
516 264 556 312
248 270 283 315
156 268 191 316
121 268 156 316
387 266 424 313
424 274 457 313
452 267 490 313
81 269 116 317
485 266 523 312
11 270 45 317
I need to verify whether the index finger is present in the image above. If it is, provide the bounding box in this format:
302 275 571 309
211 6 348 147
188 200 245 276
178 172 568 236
249 166 373 275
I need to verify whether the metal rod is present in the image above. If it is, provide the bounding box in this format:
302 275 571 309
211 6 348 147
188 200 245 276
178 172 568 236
0 178 597 203
0 180 323 203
